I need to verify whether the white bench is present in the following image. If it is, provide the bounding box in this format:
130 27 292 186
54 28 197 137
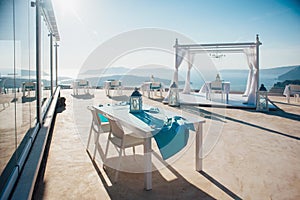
283 84 300 103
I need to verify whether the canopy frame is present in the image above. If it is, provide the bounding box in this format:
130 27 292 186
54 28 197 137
167 34 262 105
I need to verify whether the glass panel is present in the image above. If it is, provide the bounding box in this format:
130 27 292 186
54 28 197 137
52 41 56 91
0 0 37 179
0 0 16 176
41 16 50 114
15 0 37 150
29 0 37 128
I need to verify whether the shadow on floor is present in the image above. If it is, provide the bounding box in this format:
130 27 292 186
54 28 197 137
199 171 242 200
71 93 95 99
22 96 36 103
32 110 57 200
181 105 300 141
108 95 130 102
271 100 300 108
86 150 218 200
181 105 227 123
248 108 300 122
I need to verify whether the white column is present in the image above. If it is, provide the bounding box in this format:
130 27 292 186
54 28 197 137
196 122 203 171
144 137 152 190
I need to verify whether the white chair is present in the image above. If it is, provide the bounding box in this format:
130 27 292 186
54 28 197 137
290 84 300 103
104 116 144 183
73 80 90 95
150 82 162 98
210 80 224 101
107 80 122 96
86 106 110 159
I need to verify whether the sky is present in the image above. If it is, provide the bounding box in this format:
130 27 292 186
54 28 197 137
52 0 300 78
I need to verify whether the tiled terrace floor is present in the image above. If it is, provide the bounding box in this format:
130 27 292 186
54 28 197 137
33 89 300 200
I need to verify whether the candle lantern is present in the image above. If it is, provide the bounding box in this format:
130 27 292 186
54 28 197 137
256 84 269 112
168 82 180 107
129 88 143 113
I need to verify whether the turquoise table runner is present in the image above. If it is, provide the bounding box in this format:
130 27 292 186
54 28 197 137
98 113 109 122
133 111 190 160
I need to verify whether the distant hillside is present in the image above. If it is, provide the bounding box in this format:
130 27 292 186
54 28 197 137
84 74 184 87
220 65 298 77
20 69 49 76
79 65 174 80
220 65 299 81
80 67 130 76
0 68 50 77
278 66 300 80
260 65 297 75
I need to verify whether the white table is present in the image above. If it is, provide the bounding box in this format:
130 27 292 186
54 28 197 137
199 81 230 102
283 85 300 103
94 104 205 190
141 82 164 98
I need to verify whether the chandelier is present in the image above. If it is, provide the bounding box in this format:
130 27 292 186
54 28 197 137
209 47 226 59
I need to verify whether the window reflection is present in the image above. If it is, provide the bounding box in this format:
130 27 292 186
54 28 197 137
41 16 50 113
15 0 37 151
0 0 16 176
0 0 37 178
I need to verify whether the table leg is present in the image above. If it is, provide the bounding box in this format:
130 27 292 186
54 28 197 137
144 137 152 190
226 93 229 103
196 123 203 171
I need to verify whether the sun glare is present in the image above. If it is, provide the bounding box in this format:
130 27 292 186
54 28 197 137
52 0 79 15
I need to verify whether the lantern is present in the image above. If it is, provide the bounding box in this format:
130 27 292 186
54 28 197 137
168 82 180 107
256 84 269 112
129 88 143 113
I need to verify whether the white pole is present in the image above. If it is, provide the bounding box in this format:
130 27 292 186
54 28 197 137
36 0 42 124
174 38 178 85
256 34 262 90
256 34 262 107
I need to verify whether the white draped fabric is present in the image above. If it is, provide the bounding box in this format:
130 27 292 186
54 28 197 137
182 53 194 94
173 48 186 85
163 48 186 102
243 48 254 96
244 47 258 105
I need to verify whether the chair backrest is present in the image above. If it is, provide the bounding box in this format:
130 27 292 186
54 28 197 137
79 80 88 86
87 106 101 129
23 82 35 90
211 80 222 90
150 82 161 90
111 80 121 87
106 116 124 139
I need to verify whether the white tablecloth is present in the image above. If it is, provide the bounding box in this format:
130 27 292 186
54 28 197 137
199 81 230 102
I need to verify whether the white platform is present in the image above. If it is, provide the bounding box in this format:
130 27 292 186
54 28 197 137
170 92 276 110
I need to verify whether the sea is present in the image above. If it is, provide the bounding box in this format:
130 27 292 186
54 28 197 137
181 70 282 92
86 70 283 92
